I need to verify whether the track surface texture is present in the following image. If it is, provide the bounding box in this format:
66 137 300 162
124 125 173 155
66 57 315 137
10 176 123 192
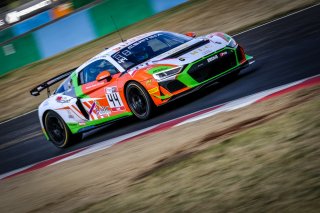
1 5 320 175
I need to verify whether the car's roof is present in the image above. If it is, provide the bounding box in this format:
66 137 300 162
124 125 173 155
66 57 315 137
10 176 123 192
75 31 173 73
96 31 164 57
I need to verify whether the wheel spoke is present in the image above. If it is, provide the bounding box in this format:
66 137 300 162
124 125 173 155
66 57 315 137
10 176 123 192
46 115 65 145
128 87 147 116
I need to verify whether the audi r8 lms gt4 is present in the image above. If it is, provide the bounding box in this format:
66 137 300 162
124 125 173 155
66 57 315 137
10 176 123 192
30 31 254 148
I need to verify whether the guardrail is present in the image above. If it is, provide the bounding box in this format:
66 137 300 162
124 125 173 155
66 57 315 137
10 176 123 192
0 0 187 76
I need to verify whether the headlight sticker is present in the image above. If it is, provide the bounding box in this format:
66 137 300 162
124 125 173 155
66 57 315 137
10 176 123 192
207 55 218 63
153 67 182 82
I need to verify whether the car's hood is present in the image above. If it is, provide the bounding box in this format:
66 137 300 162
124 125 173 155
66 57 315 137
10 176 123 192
128 35 229 74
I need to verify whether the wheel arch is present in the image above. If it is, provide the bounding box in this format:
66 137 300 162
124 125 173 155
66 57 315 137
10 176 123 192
124 80 141 91
123 80 156 120
123 80 153 103
41 110 52 141
41 109 72 141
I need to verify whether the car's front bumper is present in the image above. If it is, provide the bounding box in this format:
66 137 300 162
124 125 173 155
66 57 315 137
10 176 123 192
154 45 253 104
157 57 253 105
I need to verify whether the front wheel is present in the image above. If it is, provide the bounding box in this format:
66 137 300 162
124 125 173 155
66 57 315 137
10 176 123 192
44 111 82 148
125 82 154 120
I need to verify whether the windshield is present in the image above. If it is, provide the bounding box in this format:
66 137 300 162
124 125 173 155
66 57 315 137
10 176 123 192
111 32 192 70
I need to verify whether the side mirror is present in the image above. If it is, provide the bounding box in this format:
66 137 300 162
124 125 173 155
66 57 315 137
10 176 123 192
96 71 112 82
184 32 196 38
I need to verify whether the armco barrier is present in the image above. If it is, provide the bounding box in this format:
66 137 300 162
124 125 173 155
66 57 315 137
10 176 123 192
0 0 187 76
88 0 154 37
34 9 96 58
0 33 41 74
0 28 14 44
12 10 52 36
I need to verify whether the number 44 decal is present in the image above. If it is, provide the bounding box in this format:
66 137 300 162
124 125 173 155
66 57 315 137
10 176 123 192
105 87 125 111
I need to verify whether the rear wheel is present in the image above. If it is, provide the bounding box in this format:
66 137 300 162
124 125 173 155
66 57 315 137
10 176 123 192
125 82 154 120
44 111 82 148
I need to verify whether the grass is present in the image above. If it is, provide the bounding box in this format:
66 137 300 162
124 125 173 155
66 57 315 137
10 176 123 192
0 0 319 121
77 93 320 212
1 86 319 212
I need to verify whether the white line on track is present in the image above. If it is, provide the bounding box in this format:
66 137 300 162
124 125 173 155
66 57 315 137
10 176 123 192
0 3 319 126
0 109 37 125
0 164 34 180
232 2 320 37
175 80 306 126
51 126 157 165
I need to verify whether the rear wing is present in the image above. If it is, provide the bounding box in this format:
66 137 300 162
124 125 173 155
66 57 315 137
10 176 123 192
30 67 77 97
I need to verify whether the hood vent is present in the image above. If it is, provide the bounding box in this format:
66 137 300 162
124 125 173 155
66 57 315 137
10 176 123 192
164 39 210 59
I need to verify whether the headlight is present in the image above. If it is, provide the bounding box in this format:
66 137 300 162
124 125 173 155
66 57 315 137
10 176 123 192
227 37 237 48
153 66 182 82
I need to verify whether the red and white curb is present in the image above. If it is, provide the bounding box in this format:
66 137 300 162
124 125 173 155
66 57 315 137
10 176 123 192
1 74 320 180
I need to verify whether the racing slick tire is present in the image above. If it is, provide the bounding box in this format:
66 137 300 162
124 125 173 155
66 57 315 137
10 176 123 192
44 111 82 148
125 81 154 120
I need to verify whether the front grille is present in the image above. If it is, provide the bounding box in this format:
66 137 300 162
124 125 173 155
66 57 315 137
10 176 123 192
159 80 186 93
187 49 237 83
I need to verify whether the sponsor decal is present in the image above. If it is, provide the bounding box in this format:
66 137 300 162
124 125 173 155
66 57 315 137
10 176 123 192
148 87 159 94
127 33 160 50
203 49 212 55
79 122 86 126
85 82 104 90
98 74 109 80
179 57 185 61
197 62 205 68
87 101 111 118
219 51 227 57
3 44 15 56
56 96 72 103
207 55 218 63
113 54 128 64
189 45 212 56
111 107 125 112
122 50 131 56
146 79 152 85
94 101 111 117
113 47 122 51
149 66 171 74
67 109 74 119
89 101 96 114
190 50 199 55
106 87 117 94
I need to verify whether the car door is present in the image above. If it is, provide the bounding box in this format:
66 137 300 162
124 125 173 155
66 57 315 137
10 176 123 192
74 59 126 121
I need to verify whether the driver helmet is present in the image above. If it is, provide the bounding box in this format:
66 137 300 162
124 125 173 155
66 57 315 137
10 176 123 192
87 67 100 81
133 45 148 62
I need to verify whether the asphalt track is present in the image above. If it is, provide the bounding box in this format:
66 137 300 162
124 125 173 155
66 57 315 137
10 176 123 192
1 5 320 175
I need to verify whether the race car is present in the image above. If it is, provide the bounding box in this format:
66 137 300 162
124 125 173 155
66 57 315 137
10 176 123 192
30 31 254 148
